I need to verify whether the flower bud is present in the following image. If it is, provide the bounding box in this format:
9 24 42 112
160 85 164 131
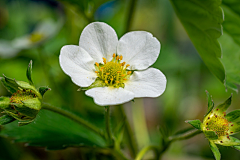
0 61 50 126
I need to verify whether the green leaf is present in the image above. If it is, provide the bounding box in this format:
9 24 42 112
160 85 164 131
0 115 15 125
185 119 202 130
215 95 232 112
209 141 221 160
205 91 214 117
0 75 19 94
204 131 218 140
230 137 240 151
219 1 240 91
38 87 51 97
170 0 225 83
0 97 10 110
225 110 240 122
0 110 106 150
26 60 33 85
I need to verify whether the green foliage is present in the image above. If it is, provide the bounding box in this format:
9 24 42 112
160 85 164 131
185 120 202 130
0 115 15 125
206 91 214 117
225 110 240 122
26 60 33 85
0 110 107 150
209 141 221 160
170 0 225 84
204 131 218 140
215 95 232 112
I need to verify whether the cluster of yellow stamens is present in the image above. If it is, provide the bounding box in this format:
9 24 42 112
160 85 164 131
94 54 131 87
10 89 36 104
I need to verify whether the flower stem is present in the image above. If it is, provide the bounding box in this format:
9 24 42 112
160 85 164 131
42 102 105 138
119 105 138 158
105 106 112 144
135 145 159 160
168 129 202 142
125 0 138 32
158 129 202 160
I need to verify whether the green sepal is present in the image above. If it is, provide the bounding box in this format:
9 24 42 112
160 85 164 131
0 115 16 125
0 75 19 94
215 136 240 146
22 98 42 111
229 122 240 134
215 95 232 112
81 78 105 90
204 131 218 140
0 97 11 109
205 91 214 117
16 81 42 99
225 110 240 122
185 120 202 130
38 87 50 97
12 101 39 119
209 141 221 160
26 60 33 85
230 137 240 151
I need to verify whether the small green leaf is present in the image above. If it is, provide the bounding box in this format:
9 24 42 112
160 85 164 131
230 137 240 151
225 110 240 122
0 97 10 110
0 75 19 94
215 95 232 112
22 98 41 111
38 87 50 97
205 91 214 117
209 141 221 160
0 115 15 125
26 60 33 85
204 131 218 140
185 120 202 130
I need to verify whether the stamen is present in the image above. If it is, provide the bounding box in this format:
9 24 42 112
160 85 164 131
103 57 107 64
95 71 99 73
126 64 130 67
113 53 116 58
95 62 99 67
120 55 123 60
127 71 131 75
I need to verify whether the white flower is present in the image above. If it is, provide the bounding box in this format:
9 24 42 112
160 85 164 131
59 22 167 106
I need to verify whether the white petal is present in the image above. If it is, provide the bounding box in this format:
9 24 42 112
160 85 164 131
59 45 97 87
124 68 166 98
85 87 135 106
79 22 118 63
117 31 160 70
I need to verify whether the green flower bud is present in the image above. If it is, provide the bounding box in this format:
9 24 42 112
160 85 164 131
186 92 240 160
0 61 50 126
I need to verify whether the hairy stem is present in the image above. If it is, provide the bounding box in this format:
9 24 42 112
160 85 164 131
158 129 202 160
119 105 138 158
105 106 112 144
125 0 138 32
42 102 105 138
135 145 159 160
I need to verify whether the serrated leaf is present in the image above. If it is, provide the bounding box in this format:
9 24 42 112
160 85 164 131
220 1 240 91
204 131 218 140
209 141 221 160
186 120 202 130
0 115 15 125
205 91 214 117
0 110 106 150
225 110 240 122
170 0 225 84
26 60 33 85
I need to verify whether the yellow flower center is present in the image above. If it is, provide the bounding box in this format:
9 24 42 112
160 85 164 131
94 54 131 88
10 89 36 104
204 113 229 137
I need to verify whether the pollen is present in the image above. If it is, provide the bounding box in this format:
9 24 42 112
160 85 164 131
94 54 132 88
204 113 230 137
10 89 36 104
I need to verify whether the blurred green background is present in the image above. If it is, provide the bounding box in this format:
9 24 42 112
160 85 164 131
0 0 239 159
